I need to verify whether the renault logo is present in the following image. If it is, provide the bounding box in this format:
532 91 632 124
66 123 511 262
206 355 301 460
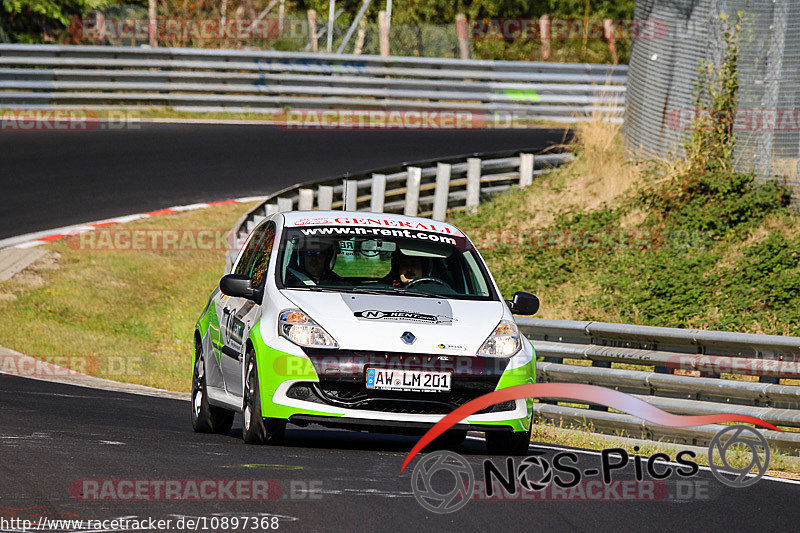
401 331 416 344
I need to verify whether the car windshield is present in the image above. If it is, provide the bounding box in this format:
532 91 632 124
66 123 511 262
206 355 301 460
277 225 496 300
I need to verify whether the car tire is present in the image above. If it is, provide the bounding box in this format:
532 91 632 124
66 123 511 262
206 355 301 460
242 349 286 445
192 343 235 435
485 426 531 455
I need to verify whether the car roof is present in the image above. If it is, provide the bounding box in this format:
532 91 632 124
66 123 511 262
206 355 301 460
281 211 465 236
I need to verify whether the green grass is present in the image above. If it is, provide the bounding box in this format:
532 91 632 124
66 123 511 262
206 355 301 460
0 203 254 391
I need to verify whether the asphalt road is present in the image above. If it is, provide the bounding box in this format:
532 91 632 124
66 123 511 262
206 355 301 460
0 124 569 240
0 375 797 532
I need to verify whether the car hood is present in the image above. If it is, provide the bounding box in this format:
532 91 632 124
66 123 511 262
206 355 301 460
280 290 506 355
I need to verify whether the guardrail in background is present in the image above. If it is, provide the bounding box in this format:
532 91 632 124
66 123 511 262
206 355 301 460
0 44 626 122
521 318 800 453
225 148 573 271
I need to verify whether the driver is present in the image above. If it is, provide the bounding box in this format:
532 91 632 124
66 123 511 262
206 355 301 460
384 251 430 287
286 240 343 286
395 254 425 286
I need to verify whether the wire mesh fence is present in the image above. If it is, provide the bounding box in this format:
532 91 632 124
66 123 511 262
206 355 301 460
624 0 800 194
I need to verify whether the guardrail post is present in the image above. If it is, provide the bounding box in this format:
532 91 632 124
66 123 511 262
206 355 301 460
277 198 293 212
404 167 422 217
432 162 451 221
370 173 386 213
266 203 279 215
298 188 314 210
465 158 481 213
317 186 333 210
519 153 534 187
344 179 358 210
588 360 611 411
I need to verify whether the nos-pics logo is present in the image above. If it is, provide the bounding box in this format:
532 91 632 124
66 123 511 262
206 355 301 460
410 425 770 514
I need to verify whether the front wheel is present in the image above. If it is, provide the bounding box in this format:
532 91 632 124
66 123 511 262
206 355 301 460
485 426 531 455
242 349 286 445
191 344 234 435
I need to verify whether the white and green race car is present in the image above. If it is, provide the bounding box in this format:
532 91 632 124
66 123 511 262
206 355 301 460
193 211 539 454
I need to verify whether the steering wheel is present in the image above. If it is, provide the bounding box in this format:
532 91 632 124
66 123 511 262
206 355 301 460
405 277 451 290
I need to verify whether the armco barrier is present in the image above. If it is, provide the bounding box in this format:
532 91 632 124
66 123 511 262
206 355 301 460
225 148 572 272
522 318 800 452
0 44 625 122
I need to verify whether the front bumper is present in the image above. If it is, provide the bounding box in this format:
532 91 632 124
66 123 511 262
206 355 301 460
253 340 536 433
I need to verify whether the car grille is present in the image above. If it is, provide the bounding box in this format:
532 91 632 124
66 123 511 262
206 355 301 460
286 382 517 415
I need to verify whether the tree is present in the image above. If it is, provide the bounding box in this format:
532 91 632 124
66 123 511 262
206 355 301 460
1 0 141 43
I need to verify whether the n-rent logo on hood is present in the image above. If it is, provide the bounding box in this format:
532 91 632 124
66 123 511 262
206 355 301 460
354 310 454 325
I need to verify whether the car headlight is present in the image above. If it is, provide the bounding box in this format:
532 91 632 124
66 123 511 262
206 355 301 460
279 309 338 349
477 320 521 357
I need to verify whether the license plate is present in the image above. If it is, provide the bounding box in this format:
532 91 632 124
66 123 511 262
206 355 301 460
365 368 451 392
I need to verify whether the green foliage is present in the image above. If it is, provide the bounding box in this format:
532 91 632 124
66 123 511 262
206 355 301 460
640 168 790 237
453 163 795 334
1 0 134 43
684 13 741 172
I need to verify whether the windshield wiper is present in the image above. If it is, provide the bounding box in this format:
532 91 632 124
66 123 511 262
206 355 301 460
284 286 347 293
347 287 441 298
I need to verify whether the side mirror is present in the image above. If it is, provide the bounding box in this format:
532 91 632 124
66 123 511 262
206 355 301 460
219 274 263 302
505 291 539 315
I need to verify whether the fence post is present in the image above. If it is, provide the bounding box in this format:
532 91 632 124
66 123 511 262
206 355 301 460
307 10 318 52
298 188 314 210
519 153 534 187
354 17 367 55
148 0 157 47
465 158 481 213
432 163 451 221
378 10 390 57
603 19 617 65
455 14 470 60
370 173 386 213
344 179 358 210
277 197 293 212
540 15 551 60
317 185 333 210
404 167 422 216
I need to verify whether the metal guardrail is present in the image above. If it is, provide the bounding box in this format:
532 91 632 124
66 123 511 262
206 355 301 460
0 44 626 122
521 318 800 452
225 148 572 271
